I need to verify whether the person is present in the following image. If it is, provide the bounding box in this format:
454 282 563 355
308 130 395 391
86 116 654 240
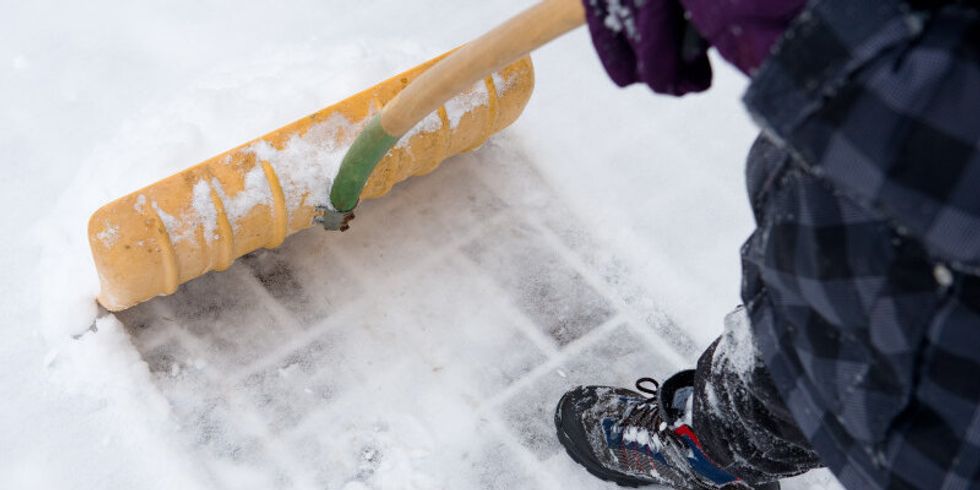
553 0 980 489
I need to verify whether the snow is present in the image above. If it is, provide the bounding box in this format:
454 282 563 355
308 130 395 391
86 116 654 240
445 80 490 129
597 0 640 40
191 180 219 243
713 307 762 382
0 0 840 489
215 164 276 227
153 200 194 244
96 220 120 247
249 112 353 215
397 111 443 149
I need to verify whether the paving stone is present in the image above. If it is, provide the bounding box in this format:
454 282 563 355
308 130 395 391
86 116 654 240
462 220 617 346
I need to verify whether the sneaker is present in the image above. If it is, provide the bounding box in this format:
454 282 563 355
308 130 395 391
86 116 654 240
555 371 777 489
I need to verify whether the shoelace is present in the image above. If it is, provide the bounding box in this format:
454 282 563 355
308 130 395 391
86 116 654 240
619 377 666 433
619 378 739 487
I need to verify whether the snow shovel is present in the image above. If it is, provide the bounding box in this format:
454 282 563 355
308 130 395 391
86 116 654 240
88 0 586 311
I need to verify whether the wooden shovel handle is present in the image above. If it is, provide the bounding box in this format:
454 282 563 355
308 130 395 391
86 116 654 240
380 0 586 136
326 0 585 215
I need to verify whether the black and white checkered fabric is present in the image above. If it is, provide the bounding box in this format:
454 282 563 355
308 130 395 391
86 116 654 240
739 1 980 488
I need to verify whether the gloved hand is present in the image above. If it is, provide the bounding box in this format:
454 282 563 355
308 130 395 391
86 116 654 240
583 0 712 96
582 0 806 95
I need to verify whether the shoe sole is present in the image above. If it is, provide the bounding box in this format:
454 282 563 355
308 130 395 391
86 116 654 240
554 391 656 488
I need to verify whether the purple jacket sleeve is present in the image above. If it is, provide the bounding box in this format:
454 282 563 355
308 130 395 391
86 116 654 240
583 0 807 96
680 0 806 76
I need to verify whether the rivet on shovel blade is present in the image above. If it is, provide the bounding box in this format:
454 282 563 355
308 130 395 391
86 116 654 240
314 205 356 232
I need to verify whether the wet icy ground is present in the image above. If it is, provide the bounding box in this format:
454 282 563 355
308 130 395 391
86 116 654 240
117 144 692 488
3 0 842 488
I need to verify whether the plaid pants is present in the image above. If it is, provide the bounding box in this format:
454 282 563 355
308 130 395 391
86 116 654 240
686 3 980 488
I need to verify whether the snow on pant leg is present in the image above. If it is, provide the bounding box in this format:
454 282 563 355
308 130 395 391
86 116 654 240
690 308 822 484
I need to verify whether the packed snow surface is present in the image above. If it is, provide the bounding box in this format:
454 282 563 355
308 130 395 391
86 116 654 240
1 0 841 489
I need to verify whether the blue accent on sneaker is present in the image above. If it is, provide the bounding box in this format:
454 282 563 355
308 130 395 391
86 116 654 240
557 377 770 489
677 431 739 486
